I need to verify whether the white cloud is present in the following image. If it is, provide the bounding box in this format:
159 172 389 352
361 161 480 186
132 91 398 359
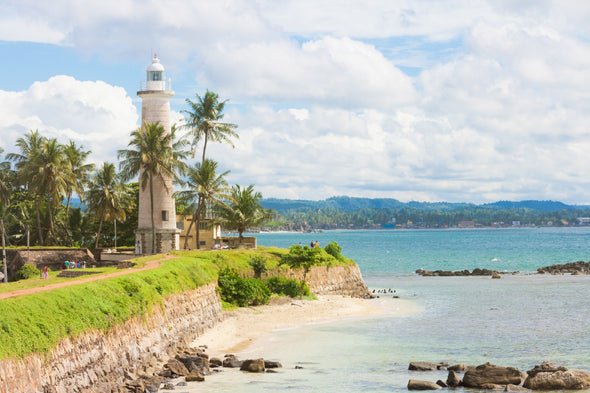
0 76 138 165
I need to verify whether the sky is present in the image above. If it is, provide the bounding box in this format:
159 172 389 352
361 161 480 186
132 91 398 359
2 0 590 204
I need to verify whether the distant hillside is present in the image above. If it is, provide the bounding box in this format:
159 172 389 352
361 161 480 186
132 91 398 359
261 197 584 213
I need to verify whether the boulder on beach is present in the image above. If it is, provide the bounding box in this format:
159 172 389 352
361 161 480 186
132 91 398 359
446 370 462 387
240 358 266 373
523 363 590 390
185 371 205 382
164 358 189 376
409 361 444 371
265 360 283 369
407 379 442 390
222 354 243 368
462 363 523 388
447 363 468 372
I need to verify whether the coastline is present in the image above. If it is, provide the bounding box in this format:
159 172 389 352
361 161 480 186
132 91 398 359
193 294 421 358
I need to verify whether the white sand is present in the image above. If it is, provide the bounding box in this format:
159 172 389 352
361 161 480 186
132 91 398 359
193 295 421 357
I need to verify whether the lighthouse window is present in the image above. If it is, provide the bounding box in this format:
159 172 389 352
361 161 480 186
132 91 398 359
162 210 168 222
149 71 163 81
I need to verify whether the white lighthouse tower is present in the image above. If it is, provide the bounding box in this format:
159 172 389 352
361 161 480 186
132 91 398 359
135 55 180 254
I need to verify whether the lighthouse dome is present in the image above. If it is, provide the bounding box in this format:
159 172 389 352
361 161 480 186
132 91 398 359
147 55 165 72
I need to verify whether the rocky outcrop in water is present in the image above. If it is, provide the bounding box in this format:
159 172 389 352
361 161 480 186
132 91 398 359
408 361 590 391
537 261 590 275
523 362 590 390
415 268 519 277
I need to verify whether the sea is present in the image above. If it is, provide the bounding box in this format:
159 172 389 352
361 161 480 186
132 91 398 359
184 227 590 393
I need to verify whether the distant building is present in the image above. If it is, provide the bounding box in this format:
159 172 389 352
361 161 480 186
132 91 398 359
577 217 590 225
512 221 521 227
458 221 475 228
177 215 222 250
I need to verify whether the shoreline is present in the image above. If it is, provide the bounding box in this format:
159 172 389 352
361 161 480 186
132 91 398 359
193 294 421 358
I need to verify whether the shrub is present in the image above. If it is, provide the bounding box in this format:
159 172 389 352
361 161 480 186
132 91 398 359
324 241 343 260
217 268 270 307
15 264 40 280
248 255 268 278
265 275 310 298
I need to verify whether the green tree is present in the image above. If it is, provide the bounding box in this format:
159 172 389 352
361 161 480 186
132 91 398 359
182 90 238 163
0 148 11 283
86 163 131 250
118 122 185 254
63 140 94 244
280 245 330 299
34 138 72 245
214 185 272 239
175 159 229 249
7 130 47 245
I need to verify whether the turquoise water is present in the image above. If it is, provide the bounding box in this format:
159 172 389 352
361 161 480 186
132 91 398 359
186 228 590 392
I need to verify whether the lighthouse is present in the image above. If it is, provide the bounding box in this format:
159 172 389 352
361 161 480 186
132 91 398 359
135 55 180 254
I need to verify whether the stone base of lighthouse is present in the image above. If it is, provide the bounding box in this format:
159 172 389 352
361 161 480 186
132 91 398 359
134 227 180 255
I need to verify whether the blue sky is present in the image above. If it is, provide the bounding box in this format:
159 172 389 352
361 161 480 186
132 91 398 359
2 1 590 204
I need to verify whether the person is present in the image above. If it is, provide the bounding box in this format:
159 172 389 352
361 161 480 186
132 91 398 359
61 262 66 270
77 261 81 268
42 265 48 279
315 240 319 248
64 260 69 269
310 240 314 248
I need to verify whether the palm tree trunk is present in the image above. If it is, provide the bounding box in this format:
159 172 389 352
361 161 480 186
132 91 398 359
149 175 156 254
201 134 209 164
1 218 7 283
35 196 43 246
195 200 204 250
95 215 104 250
183 212 197 250
47 201 58 245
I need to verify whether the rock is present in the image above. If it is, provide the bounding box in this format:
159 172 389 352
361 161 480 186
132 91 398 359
264 360 283 369
177 354 210 375
161 383 175 390
222 355 243 368
481 383 505 390
447 363 468 372
164 359 189 376
525 361 567 378
447 370 462 387
124 379 145 393
505 384 530 391
210 357 223 368
409 362 442 371
491 273 502 279
142 375 164 392
463 363 523 388
407 380 442 390
185 371 205 382
240 358 266 373
436 380 447 388
524 369 590 390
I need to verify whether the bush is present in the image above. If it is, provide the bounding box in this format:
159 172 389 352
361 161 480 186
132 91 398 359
248 255 268 278
324 241 343 260
218 268 270 307
15 264 40 280
265 276 310 298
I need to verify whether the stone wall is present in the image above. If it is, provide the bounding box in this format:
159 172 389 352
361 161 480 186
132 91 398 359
7 249 96 278
0 263 369 392
0 283 222 393
289 264 371 297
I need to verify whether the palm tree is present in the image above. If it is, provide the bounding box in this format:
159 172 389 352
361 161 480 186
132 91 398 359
182 90 238 163
0 148 11 283
214 185 273 239
35 138 72 245
175 159 230 249
7 130 47 244
64 141 94 245
118 121 182 254
86 162 131 250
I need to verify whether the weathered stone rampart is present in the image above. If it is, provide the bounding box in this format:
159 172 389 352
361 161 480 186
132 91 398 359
0 263 368 392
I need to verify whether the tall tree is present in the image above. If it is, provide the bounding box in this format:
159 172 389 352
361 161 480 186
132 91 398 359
86 162 131 250
118 121 183 254
64 141 94 218
175 159 230 249
35 138 72 245
0 148 11 283
7 130 47 244
182 90 238 163
214 185 272 239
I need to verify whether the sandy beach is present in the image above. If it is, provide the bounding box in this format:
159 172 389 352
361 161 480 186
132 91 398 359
193 295 421 357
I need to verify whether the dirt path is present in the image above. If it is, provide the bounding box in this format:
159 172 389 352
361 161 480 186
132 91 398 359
0 254 177 300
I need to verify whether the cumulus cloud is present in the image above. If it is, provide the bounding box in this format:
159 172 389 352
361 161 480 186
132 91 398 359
0 76 138 164
4 0 590 203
